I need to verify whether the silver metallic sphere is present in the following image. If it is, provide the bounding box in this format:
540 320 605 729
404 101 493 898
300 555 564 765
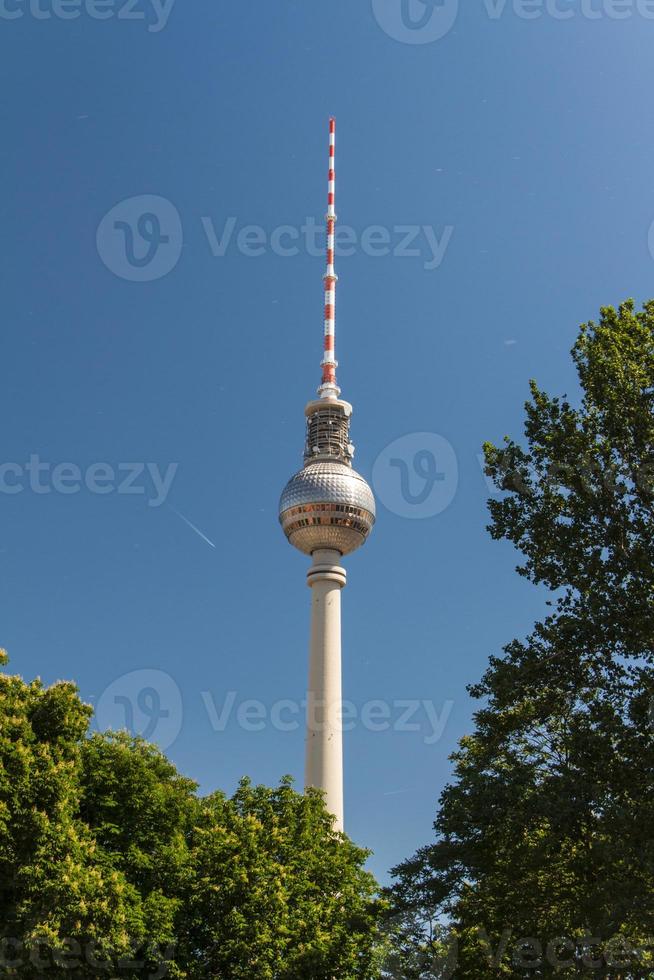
279 461 376 556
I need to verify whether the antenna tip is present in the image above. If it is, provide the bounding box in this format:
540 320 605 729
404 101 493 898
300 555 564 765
329 117 336 131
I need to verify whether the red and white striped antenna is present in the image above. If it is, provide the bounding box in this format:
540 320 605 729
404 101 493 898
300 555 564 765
319 117 340 399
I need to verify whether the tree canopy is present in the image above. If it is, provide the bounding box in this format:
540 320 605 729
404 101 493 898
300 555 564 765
388 300 654 978
0 649 383 978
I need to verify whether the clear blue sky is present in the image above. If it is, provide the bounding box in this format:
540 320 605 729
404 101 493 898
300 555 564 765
2 0 654 882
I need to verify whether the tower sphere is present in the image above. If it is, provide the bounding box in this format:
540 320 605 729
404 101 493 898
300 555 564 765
279 460 375 556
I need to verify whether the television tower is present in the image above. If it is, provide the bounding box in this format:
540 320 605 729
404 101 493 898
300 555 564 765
279 118 376 832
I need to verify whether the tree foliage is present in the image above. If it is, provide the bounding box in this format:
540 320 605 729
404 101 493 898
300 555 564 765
387 301 654 977
0 649 383 978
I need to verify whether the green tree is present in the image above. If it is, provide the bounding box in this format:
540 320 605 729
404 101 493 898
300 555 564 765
181 779 382 980
379 855 457 979
0 650 149 974
0 650 383 978
387 301 654 978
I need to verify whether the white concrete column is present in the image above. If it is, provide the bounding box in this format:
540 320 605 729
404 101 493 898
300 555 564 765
305 548 346 832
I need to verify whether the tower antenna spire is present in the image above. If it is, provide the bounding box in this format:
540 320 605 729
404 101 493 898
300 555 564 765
319 117 340 399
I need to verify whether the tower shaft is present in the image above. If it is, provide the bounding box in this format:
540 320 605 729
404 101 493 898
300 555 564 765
305 549 346 832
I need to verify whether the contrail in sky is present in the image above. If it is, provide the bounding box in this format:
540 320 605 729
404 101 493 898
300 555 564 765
169 506 216 550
